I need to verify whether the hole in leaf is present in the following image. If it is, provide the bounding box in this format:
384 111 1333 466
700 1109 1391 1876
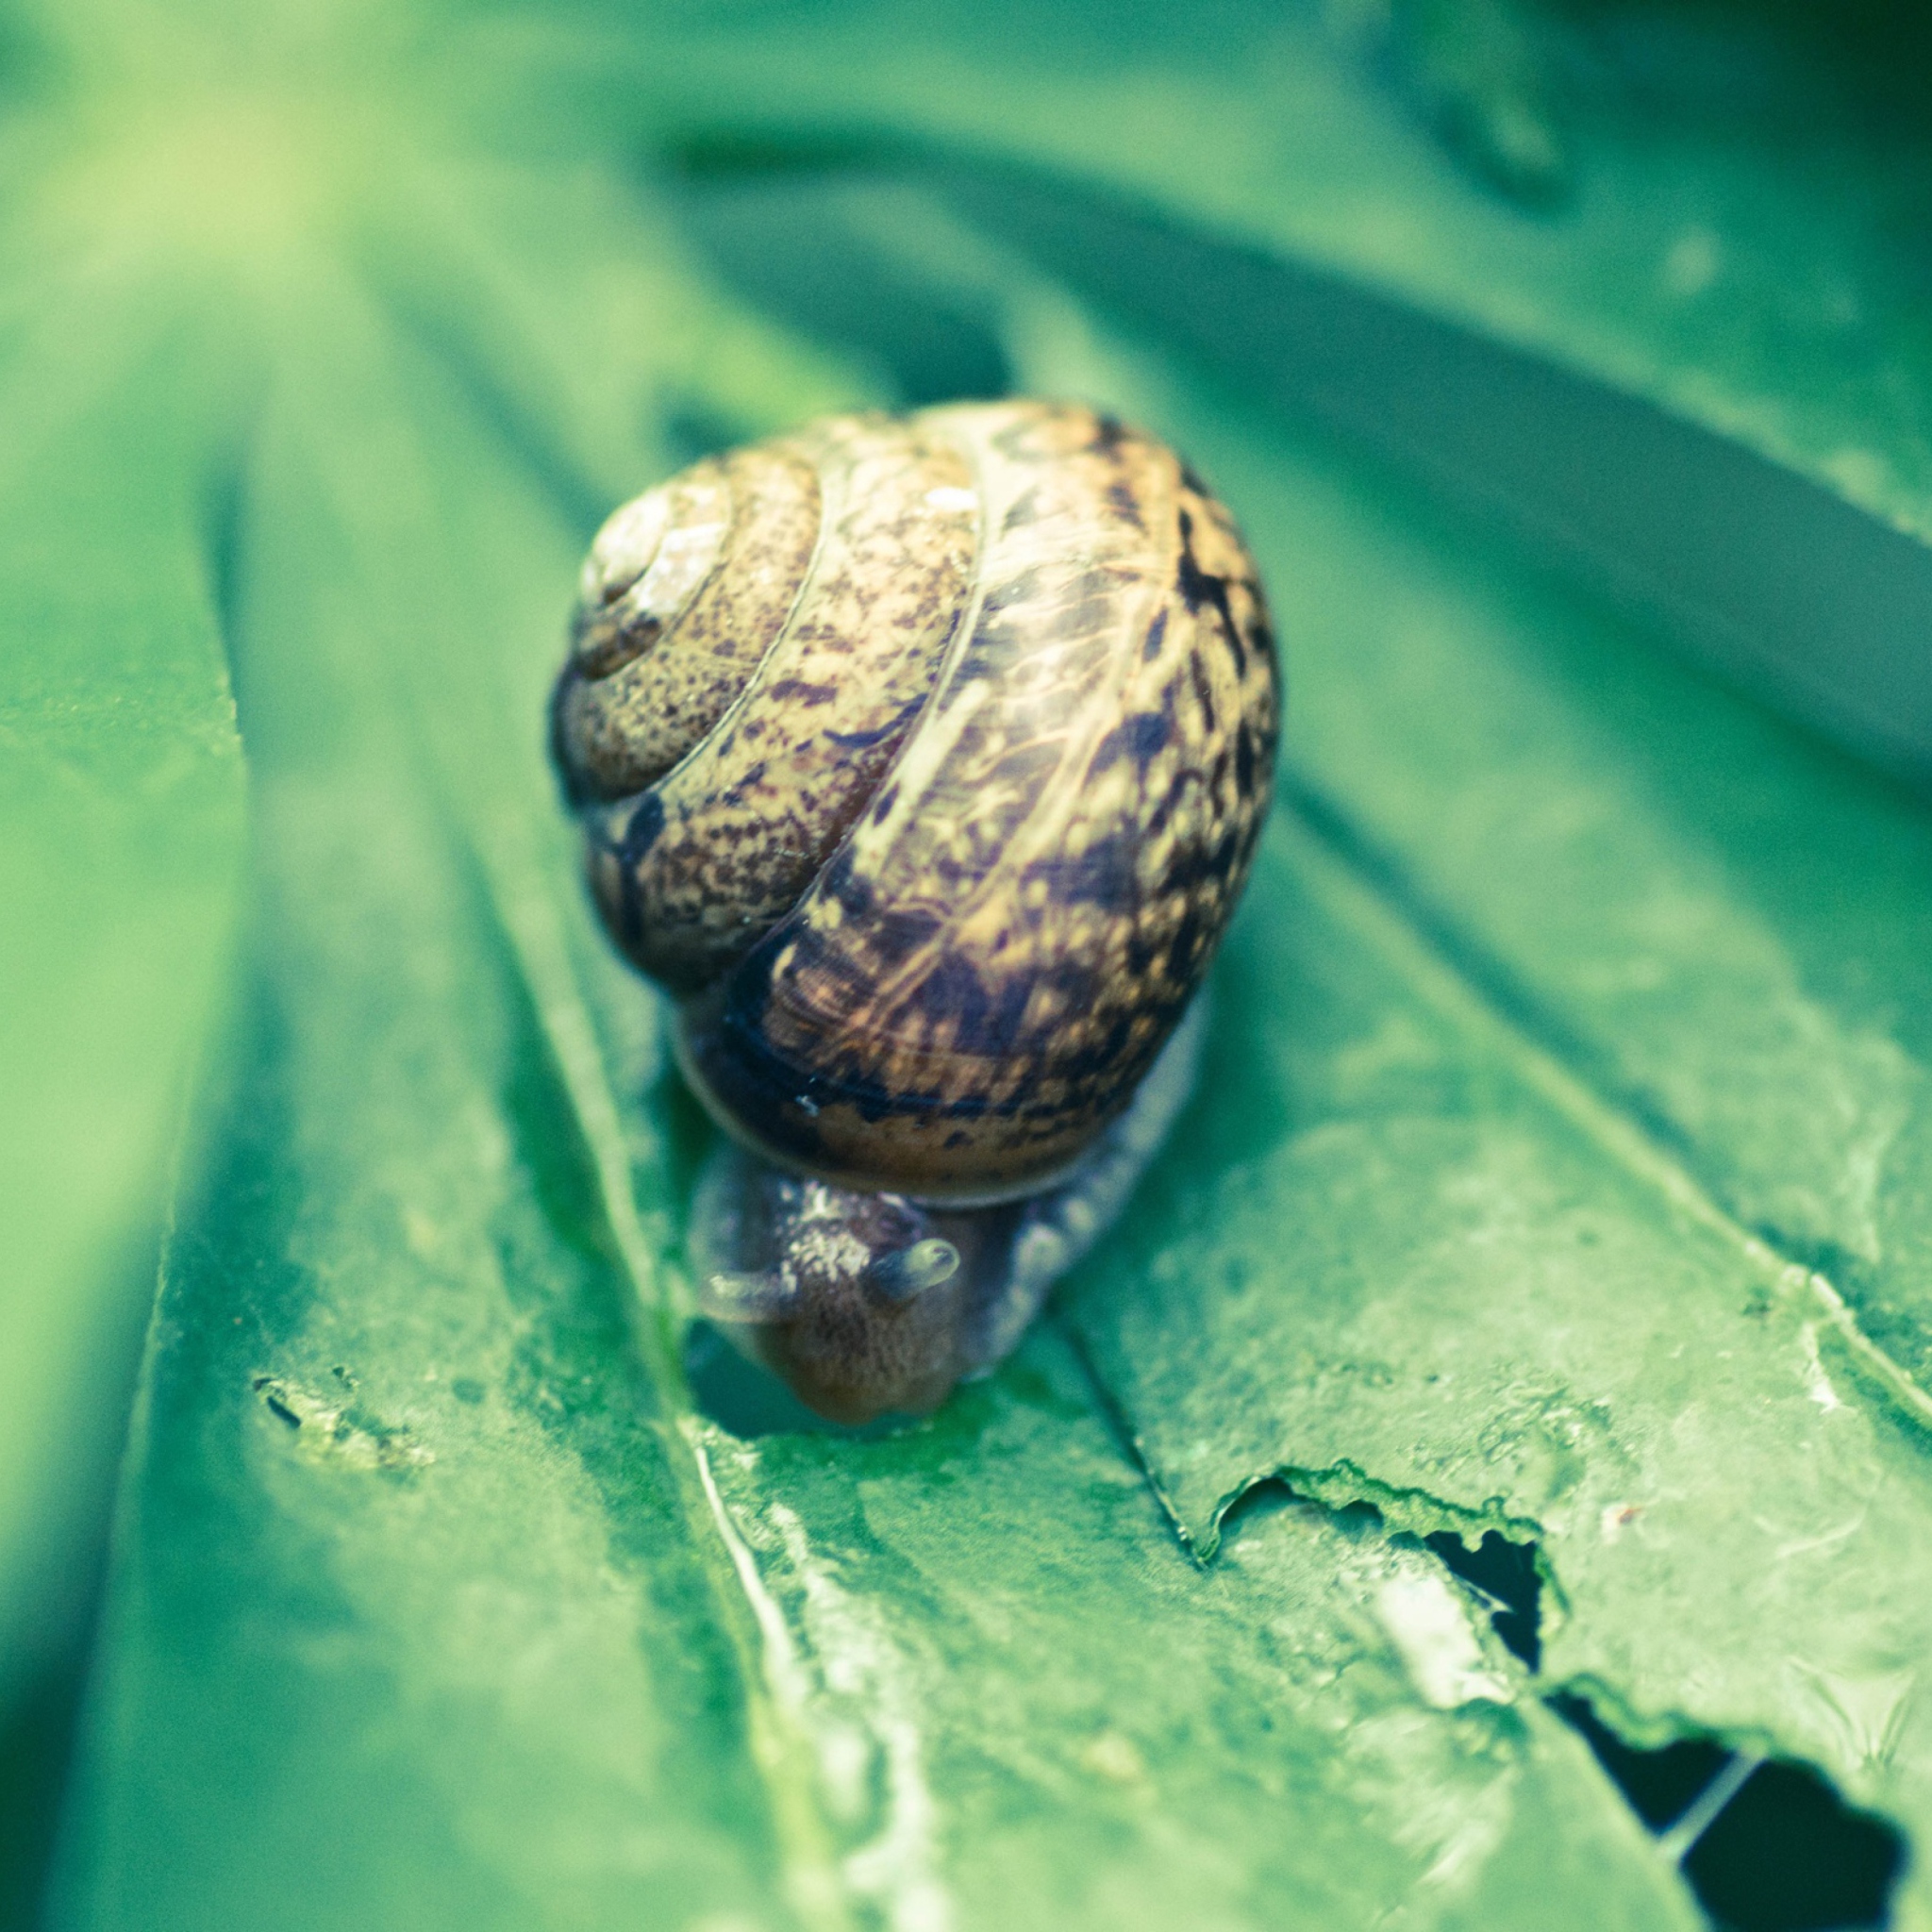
1424 1527 1541 1669
1553 1692 1907 1931
1549 1690 1734 1833
1419 1527 1907 1929
1218 1477 1396 1554
1683 1757 1907 1932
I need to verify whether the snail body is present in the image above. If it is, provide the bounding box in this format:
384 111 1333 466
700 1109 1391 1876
553 401 1276 1421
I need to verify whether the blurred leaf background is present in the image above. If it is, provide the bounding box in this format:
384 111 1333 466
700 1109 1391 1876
8 1 1932 1926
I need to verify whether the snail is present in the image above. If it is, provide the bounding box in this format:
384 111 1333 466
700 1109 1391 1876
550 400 1278 1423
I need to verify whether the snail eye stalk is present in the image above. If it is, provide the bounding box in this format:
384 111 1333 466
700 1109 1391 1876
700 1270 798 1324
869 1239 960 1303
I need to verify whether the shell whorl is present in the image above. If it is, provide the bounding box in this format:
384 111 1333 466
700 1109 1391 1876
552 401 1278 1205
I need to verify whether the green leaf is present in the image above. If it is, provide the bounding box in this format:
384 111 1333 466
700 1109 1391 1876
48 253 1697 1929
0 268 247 1704
15 1 1932 1925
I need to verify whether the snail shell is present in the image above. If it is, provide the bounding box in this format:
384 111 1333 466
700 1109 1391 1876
552 401 1277 1420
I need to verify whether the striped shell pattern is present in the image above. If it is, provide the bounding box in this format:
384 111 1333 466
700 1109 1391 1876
552 399 1279 1208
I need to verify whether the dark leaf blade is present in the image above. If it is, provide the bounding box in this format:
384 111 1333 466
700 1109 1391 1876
932 156 1932 783
710 158 1932 1781
644 0 1932 545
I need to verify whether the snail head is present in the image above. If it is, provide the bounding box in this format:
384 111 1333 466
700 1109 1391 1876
691 1148 996 1424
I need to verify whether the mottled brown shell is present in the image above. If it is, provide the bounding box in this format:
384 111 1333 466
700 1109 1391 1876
552 401 1278 1205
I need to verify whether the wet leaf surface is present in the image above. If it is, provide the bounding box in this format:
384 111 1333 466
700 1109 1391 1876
11 2 1932 1926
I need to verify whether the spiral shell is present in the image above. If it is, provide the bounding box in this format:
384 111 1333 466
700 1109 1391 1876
552 400 1277 1207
